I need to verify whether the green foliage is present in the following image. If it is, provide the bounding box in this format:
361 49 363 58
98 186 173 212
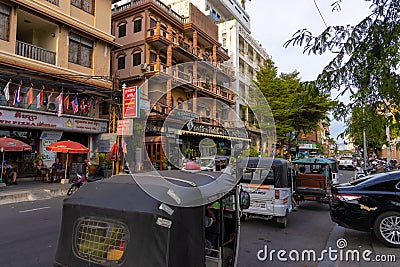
343 105 387 150
284 0 400 119
253 58 334 144
240 146 259 158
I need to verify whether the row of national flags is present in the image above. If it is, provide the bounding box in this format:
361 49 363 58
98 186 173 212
2 81 98 117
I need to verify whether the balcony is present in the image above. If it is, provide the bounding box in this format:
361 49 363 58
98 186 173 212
15 40 56 65
146 27 171 49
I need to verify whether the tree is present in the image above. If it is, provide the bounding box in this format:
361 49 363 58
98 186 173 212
284 0 400 119
342 104 387 152
253 58 334 156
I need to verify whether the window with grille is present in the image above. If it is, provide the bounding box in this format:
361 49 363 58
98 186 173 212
68 33 93 68
133 52 141 66
117 56 125 70
73 217 128 265
133 19 142 33
0 3 11 41
71 0 94 14
118 24 126 38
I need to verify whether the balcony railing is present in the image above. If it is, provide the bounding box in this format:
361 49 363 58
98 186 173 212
16 40 56 65
46 0 59 5
113 0 185 24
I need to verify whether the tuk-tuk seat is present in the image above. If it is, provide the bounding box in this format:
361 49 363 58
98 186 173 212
296 173 326 189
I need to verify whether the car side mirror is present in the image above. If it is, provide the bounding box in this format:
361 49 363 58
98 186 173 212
239 190 250 210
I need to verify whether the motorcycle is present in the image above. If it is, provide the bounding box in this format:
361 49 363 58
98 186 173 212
67 173 102 196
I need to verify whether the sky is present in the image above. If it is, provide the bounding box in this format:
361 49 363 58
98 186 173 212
246 0 371 141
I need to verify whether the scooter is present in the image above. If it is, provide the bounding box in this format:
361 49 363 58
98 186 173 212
67 173 102 196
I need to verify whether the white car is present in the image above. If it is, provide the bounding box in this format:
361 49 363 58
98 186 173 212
339 156 355 170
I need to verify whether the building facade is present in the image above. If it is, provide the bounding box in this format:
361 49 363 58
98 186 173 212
162 0 269 152
0 0 119 176
112 0 247 171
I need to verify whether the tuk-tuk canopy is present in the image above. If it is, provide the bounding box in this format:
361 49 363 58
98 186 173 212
236 157 291 188
54 171 238 267
293 157 336 166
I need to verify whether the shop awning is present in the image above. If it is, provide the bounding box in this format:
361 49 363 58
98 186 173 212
179 130 251 142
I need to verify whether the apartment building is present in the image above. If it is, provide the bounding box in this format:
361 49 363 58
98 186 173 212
162 0 269 153
112 0 247 170
0 0 119 175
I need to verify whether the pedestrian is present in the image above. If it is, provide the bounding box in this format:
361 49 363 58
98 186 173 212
2 160 17 185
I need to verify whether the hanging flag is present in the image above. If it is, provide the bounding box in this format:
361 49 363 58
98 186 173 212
45 91 53 108
80 99 88 113
36 89 43 108
71 97 79 114
3 80 10 102
56 91 63 117
92 99 99 109
13 83 22 106
64 94 69 111
27 85 34 106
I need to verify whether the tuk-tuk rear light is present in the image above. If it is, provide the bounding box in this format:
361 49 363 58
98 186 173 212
275 190 280 199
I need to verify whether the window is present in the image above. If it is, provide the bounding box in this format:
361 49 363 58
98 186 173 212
118 24 126 37
0 3 11 41
68 33 93 68
71 0 94 14
117 56 125 70
150 17 157 28
133 52 141 66
133 19 142 33
149 52 157 63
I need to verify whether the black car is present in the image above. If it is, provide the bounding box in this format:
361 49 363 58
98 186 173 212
330 172 400 247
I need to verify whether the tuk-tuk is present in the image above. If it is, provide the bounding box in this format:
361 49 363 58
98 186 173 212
53 171 250 267
292 157 338 203
236 157 293 228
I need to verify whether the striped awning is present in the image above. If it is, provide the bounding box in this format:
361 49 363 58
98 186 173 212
179 130 251 142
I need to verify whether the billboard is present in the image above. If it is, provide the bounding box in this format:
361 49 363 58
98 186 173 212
123 86 140 118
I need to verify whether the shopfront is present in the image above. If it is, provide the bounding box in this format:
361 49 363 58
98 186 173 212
0 107 108 177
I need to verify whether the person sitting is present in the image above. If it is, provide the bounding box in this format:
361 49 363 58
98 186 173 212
36 159 50 182
51 158 64 182
2 160 17 185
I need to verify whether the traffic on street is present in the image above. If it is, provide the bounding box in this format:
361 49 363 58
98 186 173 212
0 170 398 267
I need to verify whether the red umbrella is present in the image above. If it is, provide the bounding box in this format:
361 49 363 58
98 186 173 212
0 136 32 152
0 137 32 184
107 143 120 161
46 140 89 180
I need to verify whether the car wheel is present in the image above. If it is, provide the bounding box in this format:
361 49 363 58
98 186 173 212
373 211 400 248
277 215 287 228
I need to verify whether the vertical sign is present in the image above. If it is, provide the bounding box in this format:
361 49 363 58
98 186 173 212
123 86 140 118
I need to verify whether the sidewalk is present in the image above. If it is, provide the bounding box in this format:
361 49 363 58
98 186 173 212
319 225 399 267
0 178 70 205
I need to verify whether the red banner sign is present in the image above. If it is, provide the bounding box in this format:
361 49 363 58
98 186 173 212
123 86 139 118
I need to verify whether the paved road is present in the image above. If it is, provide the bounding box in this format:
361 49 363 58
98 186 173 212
0 197 63 267
0 171 398 267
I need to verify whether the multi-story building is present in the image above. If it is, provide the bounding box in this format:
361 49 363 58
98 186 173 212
112 0 247 170
162 0 269 152
0 0 119 176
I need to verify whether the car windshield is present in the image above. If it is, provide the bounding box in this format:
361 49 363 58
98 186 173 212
348 173 387 185
198 158 214 167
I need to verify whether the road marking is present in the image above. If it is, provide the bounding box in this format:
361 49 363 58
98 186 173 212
19 206 51 213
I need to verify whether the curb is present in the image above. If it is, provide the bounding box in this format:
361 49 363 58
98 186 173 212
0 187 68 205
318 225 345 267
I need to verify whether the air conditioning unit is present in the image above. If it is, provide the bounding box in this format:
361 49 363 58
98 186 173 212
47 101 56 111
140 63 148 70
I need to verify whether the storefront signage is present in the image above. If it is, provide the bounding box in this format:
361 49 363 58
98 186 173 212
123 86 140 118
186 123 248 139
0 108 107 133
91 133 117 153
40 131 63 140
117 119 133 136
140 98 150 111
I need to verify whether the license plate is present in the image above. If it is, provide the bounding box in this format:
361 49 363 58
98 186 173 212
304 196 316 201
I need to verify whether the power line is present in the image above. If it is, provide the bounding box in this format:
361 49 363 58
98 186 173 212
313 0 328 28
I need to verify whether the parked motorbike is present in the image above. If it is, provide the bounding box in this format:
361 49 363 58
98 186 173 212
67 173 102 196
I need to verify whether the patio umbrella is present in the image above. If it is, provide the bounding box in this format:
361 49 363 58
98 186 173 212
0 136 32 183
46 140 89 180
107 142 120 175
